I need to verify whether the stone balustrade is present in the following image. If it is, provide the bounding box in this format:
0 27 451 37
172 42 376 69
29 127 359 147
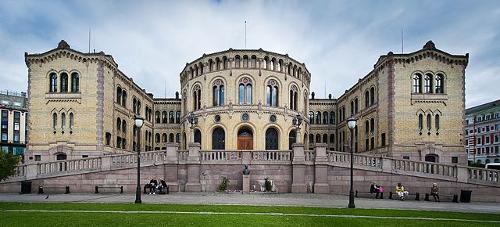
304 150 315 162
468 167 499 184
391 158 457 179
37 156 102 176
252 150 291 161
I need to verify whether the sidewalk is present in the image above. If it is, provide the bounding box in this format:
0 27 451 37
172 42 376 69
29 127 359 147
0 192 499 214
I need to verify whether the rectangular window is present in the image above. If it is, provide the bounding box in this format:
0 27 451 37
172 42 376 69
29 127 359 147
35 155 41 161
403 156 410 160
381 133 386 146
451 157 458 164
82 155 88 158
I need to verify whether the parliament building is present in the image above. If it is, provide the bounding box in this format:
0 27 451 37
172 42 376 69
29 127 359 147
23 40 469 164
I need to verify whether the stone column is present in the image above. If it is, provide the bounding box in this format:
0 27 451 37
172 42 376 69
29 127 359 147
165 143 179 192
25 163 38 180
456 165 469 183
314 143 329 193
381 157 393 172
242 175 250 194
291 143 306 193
185 142 201 192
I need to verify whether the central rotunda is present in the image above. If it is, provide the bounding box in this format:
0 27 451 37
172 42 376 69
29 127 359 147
180 49 311 150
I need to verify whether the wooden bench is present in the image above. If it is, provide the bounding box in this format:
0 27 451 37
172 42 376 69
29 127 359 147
389 192 420 201
424 193 458 203
95 185 123 194
38 185 70 194
355 190 384 199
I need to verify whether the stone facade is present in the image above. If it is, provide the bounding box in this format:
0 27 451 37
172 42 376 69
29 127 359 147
24 40 468 164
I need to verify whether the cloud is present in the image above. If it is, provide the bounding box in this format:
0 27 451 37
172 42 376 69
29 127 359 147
0 0 498 107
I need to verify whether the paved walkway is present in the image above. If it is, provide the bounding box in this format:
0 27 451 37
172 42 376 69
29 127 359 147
0 192 499 214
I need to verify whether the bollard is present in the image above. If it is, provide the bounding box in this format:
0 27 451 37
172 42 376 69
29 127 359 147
424 193 430 201
120 186 124 194
389 192 393 199
453 194 458 203
95 186 99 194
415 193 420 201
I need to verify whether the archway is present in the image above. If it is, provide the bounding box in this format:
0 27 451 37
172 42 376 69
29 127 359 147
237 127 253 150
194 129 201 145
212 127 225 150
425 154 439 163
288 130 296 150
56 153 67 160
265 127 279 150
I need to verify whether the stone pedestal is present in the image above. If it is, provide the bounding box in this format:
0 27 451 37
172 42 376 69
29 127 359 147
186 142 201 192
291 143 307 193
314 143 330 193
242 175 250 193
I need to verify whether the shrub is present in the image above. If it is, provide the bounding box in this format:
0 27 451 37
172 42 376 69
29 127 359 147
0 152 19 182
264 177 273 192
218 176 229 192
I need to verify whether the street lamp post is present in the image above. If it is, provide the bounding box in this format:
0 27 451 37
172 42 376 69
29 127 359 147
347 117 357 208
187 112 198 143
134 115 144 204
292 114 303 143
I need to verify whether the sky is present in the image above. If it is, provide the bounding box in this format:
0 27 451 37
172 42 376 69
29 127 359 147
0 0 499 108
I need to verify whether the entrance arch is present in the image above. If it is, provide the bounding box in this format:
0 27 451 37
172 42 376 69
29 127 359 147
237 127 253 150
212 127 225 150
265 127 279 150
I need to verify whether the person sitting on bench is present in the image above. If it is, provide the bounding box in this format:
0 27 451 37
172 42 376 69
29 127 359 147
158 180 168 194
395 183 409 200
376 185 384 199
370 183 382 199
430 183 440 202
149 178 158 194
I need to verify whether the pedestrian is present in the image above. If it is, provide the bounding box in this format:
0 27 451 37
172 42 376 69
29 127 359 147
431 183 440 202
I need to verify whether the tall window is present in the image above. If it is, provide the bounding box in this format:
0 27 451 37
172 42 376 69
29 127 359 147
427 114 432 130
122 120 126 133
329 112 335 124
71 72 79 92
265 128 279 150
365 90 369 108
309 111 314 124
418 114 423 131
354 98 359 114
238 77 252 104
116 87 122 105
61 113 66 130
289 85 298 110
121 90 127 107
52 113 57 129
117 118 121 131
156 133 160 143
155 111 160 123
316 111 321 124
193 85 201 110
50 73 57 92
370 87 375 105
212 127 225 150
194 129 201 144
69 113 74 129
370 118 375 133
235 55 241 68
424 74 433 93
162 133 167 143
435 74 444 93
169 133 174 143
212 79 224 106
60 73 68 92
412 74 422 93
176 133 180 143
162 111 167 123
266 79 279 107
323 111 328 124
435 114 440 131
169 111 174 123
175 111 181 123
350 101 354 116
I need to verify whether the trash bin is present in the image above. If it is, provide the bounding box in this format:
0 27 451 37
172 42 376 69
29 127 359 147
20 181 32 194
460 190 472 203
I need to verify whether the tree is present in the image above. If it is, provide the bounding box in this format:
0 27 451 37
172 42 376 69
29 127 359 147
0 152 19 181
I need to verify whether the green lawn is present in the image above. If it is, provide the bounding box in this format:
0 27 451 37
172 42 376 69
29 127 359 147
1 202 499 226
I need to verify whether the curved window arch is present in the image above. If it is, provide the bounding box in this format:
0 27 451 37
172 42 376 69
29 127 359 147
169 111 174 123
418 114 424 131
71 72 79 92
116 117 121 131
316 134 321 144
329 111 335 124
309 134 314 144
266 79 279 107
121 90 127 107
365 90 370 108
162 133 167 143
250 55 257 68
435 74 444 93
235 55 241 68
122 120 126 133
265 127 279 150
162 111 167 123
169 133 174 143
242 55 249 68
69 113 74 129
156 133 160 143
288 130 296 150
412 73 422 93
194 129 201 144
424 74 433 93
193 84 201 110
212 79 225 106
309 111 314 124
370 87 375 105
175 111 181 123
61 113 66 130
315 111 321 124
52 113 57 129
435 114 440 131
60 73 68 92
155 111 160 123
427 114 432 130
49 73 58 92
212 127 225 150
323 111 328 124
176 133 180 143
238 77 252 104
289 85 298 110
323 134 328 143
237 127 253 150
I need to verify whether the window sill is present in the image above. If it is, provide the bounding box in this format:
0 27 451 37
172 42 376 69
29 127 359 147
45 93 82 101
411 93 447 104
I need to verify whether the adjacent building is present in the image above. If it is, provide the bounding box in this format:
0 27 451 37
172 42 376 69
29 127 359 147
0 90 28 157
24 40 468 164
465 99 500 164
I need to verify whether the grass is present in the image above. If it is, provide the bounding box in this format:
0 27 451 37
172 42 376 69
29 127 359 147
1 202 499 226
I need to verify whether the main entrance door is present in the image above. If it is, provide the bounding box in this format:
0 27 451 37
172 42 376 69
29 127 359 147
237 127 253 150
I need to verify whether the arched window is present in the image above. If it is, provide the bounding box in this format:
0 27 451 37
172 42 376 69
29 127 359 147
418 114 423 131
427 114 432 130
176 111 181 123
309 111 314 124
354 98 359 114
162 133 167 143
289 85 298 110
169 133 174 143
162 111 167 123
155 111 160 123
194 129 201 144
215 58 221 70
309 134 314 144
315 111 321 124
61 113 66 130
370 87 375 105
329 134 335 144
288 130 296 150
238 77 252 104
370 118 375 133
193 84 201 110
350 101 354 116
60 73 68 92
250 55 257 68
212 127 225 150
52 113 57 129
365 120 369 136
122 120 126 133
117 118 121 131
169 111 174 123
266 79 279 107
223 56 228 69
263 57 269 69
323 111 328 124
176 133 180 143
323 134 328 143
316 134 321 143
435 114 440 131
71 72 79 92
212 79 224 106
49 73 57 92
265 128 279 150
365 90 370 108
132 98 137 114
156 133 160 143
412 74 422 93
121 90 127 107
424 74 433 93
435 74 444 93
235 55 241 68
329 112 335 124
69 113 74 129
243 55 248 68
